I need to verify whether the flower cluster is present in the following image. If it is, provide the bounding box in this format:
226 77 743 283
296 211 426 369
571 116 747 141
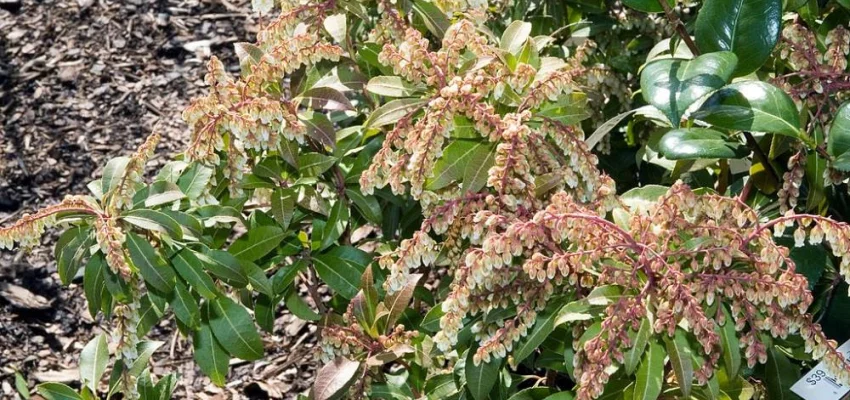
182 1 343 197
0 195 98 250
108 132 160 211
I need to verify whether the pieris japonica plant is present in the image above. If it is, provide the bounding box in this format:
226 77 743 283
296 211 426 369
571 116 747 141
4 0 850 399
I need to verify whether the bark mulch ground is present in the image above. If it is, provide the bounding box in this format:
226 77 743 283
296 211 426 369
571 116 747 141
0 1 319 398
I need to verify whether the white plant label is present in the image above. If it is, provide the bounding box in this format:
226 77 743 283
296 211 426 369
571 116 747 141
791 339 850 400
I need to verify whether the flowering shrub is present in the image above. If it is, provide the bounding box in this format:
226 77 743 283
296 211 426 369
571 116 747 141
3 0 850 399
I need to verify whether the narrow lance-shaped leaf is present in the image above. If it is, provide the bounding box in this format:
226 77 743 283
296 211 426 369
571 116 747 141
312 357 361 400
126 233 176 294
208 297 264 360
634 341 665 400
79 334 109 393
194 305 230 386
466 347 501 400
658 128 749 160
666 330 695 398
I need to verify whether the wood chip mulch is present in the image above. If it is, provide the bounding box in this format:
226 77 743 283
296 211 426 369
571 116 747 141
1 1 320 398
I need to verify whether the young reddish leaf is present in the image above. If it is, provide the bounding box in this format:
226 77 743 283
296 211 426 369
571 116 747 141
312 357 361 400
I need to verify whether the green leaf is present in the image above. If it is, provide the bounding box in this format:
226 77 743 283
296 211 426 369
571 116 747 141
298 87 353 111
270 188 296 229
634 341 665 400
197 249 249 287
624 318 651 375
127 233 176 294
36 383 81 400
319 200 350 250
143 183 186 208
424 373 459 399
128 341 164 377
411 0 450 39
171 249 220 300
312 357 361 400
501 20 532 55
241 260 274 297
209 296 264 360
302 111 337 150
513 304 558 364
658 128 748 160
666 330 695 397
427 140 496 191
323 13 347 43
122 209 184 240
366 76 420 97
298 152 337 178
79 334 109 393
194 308 230 386
622 0 674 13
466 348 501 400
101 156 131 195
346 188 382 224
228 225 286 262
313 254 363 299
764 345 800 400
382 273 421 330
177 163 213 199
694 81 803 139
827 102 850 161
420 304 445 333
15 371 30 399
56 227 91 286
170 280 201 329
285 288 321 321
363 98 427 129
536 93 591 125
695 0 781 76
639 51 738 125
719 306 741 376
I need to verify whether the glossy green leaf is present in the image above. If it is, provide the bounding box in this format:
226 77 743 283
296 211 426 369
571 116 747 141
312 357 361 400
171 249 220 300
466 348 501 400
170 280 200 329
536 92 591 125
302 111 337 150
319 200 350 250
719 306 741 376
622 0 674 13
634 341 664 400
366 76 420 97
424 373 459 399
313 254 362 299
241 260 274 297
14 371 29 399
198 249 249 287
346 188 382 224
501 20 532 54
193 313 230 386
298 87 353 111
427 140 496 191
79 334 109 393
209 297 264 360
412 0 450 39
827 102 850 164
122 209 183 240
513 305 558 364
666 330 695 397
36 383 81 400
101 156 131 195
363 98 427 128
624 318 651 375
177 163 213 199
229 225 285 262
640 51 738 125
298 152 337 178
694 81 803 139
658 128 748 160
127 233 176 294
271 188 296 229
285 288 321 321
764 345 800 399
83 253 109 319
56 226 91 286
128 341 164 377
695 0 781 76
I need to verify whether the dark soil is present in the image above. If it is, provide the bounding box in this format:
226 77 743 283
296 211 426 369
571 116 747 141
0 1 318 398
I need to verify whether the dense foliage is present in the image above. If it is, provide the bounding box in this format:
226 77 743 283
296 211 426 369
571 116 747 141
3 0 850 399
